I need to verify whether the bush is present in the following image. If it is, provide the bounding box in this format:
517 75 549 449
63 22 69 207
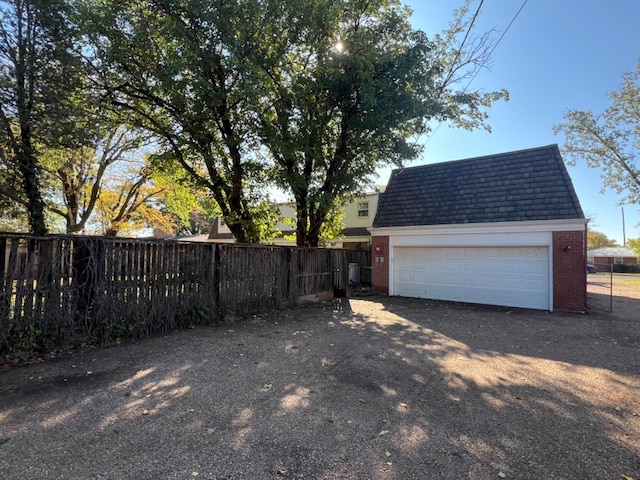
612 263 640 274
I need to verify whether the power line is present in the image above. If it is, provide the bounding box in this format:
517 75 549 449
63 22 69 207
422 0 529 149
464 0 528 90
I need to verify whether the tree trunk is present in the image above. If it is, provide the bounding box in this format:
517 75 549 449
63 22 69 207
295 191 309 247
307 208 328 248
17 146 48 236
14 1 47 235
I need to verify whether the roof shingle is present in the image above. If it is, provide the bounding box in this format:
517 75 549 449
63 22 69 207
373 145 585 228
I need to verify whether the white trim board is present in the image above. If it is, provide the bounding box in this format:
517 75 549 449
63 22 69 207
371 218 587 238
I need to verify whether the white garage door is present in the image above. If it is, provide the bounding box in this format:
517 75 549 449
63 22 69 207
393 246 549 310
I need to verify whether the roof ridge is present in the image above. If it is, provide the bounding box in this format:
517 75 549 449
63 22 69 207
392 144 559 174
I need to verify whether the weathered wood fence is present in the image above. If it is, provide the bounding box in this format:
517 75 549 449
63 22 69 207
0 234 363 359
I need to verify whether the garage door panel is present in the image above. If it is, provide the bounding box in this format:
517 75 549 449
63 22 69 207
476 276 498 288
503 263 522 274
482 263 499 273
393 246 549 310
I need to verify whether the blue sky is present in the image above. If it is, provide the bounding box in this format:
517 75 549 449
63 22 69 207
375 0 640 245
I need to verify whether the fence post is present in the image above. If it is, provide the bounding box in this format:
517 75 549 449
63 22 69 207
281 247 291 306
332 249 347 297
212 243 221 317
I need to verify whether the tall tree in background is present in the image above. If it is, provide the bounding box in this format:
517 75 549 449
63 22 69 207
80 0 275 243
149 162 217 235
587 230 618 250
248 0 506 246
93 160 172 236
0 0 85 234
555 59 640 209
41 127 150 233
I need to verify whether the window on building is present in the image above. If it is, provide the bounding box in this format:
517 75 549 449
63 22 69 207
614 257 623 264
357 202 369 217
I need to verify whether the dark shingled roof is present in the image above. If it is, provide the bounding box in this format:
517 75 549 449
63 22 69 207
341 227 371 237
373 145 585 228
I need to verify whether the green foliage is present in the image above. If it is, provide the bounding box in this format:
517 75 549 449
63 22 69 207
555 59 640 207
77 0 505 246
79 0 272 243
283 203 345 247
0 0 89 235
628 238 640 258
245 0 507 245
612 262 640 274
7 324 65 359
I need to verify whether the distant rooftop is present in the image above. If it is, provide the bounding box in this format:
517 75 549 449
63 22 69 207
587 246 637 258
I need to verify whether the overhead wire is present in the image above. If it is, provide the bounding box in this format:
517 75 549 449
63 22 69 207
420 0 529 150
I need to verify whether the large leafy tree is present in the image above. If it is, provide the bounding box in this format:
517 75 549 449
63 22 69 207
41 127 150 233
247 0 506 246
80 0 275 243
0 0 86 235
93 159 172 236
555 59 640 208
80 0 505 246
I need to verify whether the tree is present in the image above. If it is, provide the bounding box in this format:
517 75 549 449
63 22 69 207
80 0 276 243
554 59 640 207
247 0 507 246
587 230 618 250
149 162 216 236
41 127 150 233
81 0 504 246
628 238 640 257
93 160 172 236
0 138 29 229
281 202 345 247
0 0 86 235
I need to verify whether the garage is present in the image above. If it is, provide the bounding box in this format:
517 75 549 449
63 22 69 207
393 246 550 310
371 145 589 311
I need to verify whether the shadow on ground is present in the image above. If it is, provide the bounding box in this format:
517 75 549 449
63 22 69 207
0 296 638 479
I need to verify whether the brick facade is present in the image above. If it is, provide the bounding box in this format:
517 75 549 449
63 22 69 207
371 236 389 294
593 256 638 265
552 229 587 311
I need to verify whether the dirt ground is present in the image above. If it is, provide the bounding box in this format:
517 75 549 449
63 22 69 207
0 281 638 480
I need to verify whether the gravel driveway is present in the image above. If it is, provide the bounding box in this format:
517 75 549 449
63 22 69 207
1 292 638 479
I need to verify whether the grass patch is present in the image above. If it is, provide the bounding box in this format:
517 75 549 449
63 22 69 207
616 276 640 286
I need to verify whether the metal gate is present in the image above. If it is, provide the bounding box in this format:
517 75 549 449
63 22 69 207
586 263 613 312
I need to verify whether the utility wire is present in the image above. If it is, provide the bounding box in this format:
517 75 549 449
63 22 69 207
464 0 528 90
421 0 529 149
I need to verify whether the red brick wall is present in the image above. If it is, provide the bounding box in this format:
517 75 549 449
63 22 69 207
371 236 389 294
553 230 587 311
594 256 638 265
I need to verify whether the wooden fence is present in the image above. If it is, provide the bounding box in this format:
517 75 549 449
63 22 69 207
0 234 358 359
